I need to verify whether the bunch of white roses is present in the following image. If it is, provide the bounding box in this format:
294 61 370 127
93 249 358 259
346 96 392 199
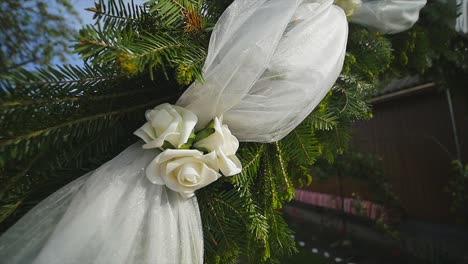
134 103 242 198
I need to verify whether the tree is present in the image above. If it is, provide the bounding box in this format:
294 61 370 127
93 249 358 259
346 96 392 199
0 0 79 75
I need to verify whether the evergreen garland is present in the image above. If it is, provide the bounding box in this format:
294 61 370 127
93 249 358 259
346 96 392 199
1 0 467 263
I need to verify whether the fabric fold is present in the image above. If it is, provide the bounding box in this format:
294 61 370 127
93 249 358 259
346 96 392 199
178 0 348 142
349 0 427 34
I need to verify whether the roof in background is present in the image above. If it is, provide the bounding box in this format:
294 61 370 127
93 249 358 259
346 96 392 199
375 75 423 96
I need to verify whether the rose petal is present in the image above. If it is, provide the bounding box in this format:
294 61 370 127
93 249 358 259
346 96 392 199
218 150 242 176
174 105 198 146
229 154 242 172
199 163 221 185
177 165 201 187
134 122 156 143
165 134 182 148
142 121 179 149
142 137 167 149
199 151 220 171
151 109 174 135
165 157 201 175
158 152 220 195
141 104 198 149
194 117 224 151
153 103 172 112
164 167 193 193
157 149 204 163
146 156 165 185
221 125 239 155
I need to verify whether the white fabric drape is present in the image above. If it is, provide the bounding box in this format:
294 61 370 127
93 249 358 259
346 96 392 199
0 143 203 264
177 0 348 142
349 0 427 34
456 0 468 33
0 0 348 263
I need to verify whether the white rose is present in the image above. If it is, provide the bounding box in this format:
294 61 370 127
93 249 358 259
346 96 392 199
335 0 362 16
194 117 242 176
134 103 198 149
146 149 220 198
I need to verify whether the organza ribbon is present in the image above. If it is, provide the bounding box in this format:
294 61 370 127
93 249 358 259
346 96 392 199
349 0 427 34
177 0 348 142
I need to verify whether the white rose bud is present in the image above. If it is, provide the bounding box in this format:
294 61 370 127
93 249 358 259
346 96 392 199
134 103 197 149
194 117 242 176
146 149 220 198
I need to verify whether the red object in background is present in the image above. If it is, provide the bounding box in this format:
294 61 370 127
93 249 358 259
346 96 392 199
338 227 346 236
391 248 401 257
294 189 391 221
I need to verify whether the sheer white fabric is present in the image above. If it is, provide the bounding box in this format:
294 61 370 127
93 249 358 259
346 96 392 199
0 143 203 264
177 0 348 142
0 0 348 263
349 0 427 34
456 0 468 33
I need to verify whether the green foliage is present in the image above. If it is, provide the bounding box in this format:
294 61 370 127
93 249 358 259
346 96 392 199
445 160 468 223
77 0 208 83
1 0 467 263
86 0 146 30
389 1 459 75
0 0 79 75
0 65 176 163
387 0 468 98
283 124 320 166
148 0 212 31
199 143 298 263
0 63 181 232
346 28 393 80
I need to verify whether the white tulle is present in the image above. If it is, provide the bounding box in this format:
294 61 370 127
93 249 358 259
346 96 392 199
456 0 468 33
0 0 348 263
177 0 348 142
349 0 427 34
0 143 203 264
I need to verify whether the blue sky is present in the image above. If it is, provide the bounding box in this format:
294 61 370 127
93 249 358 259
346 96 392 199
57 0 146 65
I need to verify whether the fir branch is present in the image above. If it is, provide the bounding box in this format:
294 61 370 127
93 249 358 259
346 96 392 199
86 0 144 24
148 0 209 32
76 25 206 80
0 95 177 164
262 151 279 210
0 65 122 98
306 111 339 131
273 142 294 202
76 24 129 64
0 88 154 108
347 27 393 80
0 151 44 199
228 144 264 193
316 123 353 163
0 123 132 226
175 52 206 84
1 97 170 145
267 211 297 262
282 124 320 166
200 188 249 257
328 74 374 121
0 202 22 224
